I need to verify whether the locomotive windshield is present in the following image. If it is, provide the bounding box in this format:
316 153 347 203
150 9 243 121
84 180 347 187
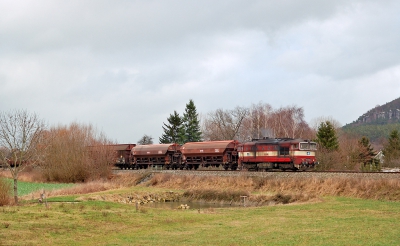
299 142 317 150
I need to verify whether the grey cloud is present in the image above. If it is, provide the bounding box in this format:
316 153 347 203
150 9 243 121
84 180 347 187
1 0 399 142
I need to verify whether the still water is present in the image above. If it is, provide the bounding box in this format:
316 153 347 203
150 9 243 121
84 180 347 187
142 201 243 210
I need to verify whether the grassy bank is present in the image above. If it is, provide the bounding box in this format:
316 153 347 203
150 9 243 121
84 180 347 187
1 195 400 245
2 172 400 245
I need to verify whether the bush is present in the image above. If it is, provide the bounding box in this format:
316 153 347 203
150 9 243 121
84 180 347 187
40 123 115 183
0 178 11 206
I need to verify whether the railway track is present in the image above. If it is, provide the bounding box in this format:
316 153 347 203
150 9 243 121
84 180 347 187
113 168 400 179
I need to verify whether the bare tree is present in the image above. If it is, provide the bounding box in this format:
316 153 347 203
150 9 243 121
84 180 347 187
137 134 153 145
338 133 361 170
247 102 273 139
202 106 249 141
267 106 312 139
202 104 315 142
0 110 46 204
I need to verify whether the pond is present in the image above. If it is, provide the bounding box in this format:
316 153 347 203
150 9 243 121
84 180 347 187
141 200 246 210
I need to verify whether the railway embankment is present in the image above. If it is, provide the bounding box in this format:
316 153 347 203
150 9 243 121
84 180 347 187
112 169 400 202
117 169 400 180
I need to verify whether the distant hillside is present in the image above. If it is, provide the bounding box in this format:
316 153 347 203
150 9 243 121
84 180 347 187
349 97 400 125
343 97 400 142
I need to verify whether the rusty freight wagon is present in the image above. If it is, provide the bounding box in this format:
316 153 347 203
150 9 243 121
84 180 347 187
180 140 239 170
131 143 181 169
111 144 136 169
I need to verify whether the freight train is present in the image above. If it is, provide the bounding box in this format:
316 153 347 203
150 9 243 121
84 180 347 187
114 138 318 171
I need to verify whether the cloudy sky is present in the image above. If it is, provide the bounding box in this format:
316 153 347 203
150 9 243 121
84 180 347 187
1 0 400 143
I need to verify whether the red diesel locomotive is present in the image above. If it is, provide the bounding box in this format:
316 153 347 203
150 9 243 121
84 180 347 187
238 138 318 171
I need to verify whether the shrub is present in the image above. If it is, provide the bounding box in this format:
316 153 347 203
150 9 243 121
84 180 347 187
40 123 115 183
0 178 11 206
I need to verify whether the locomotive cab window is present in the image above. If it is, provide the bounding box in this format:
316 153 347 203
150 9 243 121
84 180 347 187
279 146 289 156
300 142 317 150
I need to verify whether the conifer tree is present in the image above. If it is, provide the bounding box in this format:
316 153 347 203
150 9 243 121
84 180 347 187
182 99 202 143
383 129 400 167
159 111 184 144
358 136 378 170
316 121 339 151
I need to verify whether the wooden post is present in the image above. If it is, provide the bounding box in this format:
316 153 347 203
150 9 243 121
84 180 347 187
40 189 49 209
240 196 247 207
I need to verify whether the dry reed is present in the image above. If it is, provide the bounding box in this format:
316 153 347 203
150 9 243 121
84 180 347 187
0 178 11 206
9 171 400 203
146 174 400 201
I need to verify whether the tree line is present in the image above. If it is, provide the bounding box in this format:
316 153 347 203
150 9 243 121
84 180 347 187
315 120 400 171
142 101 313 145
2 103 400 204
154 100 400 171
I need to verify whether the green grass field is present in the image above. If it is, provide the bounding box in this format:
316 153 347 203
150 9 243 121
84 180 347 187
3 178 75 196
1 188 400 245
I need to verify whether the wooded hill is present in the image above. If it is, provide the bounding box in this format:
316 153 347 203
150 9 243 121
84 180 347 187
343 97 400 143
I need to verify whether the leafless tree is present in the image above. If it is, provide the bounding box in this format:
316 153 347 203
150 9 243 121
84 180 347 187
137 134 153 145
0 110 46 204
202 104 315 142
337 133 361 170
267 105 312 139
247 102 273 140
202 106 249 141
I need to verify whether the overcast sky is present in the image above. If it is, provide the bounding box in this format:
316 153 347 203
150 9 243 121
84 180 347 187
1 0 400 143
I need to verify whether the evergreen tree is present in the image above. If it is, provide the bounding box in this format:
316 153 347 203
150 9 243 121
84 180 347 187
159 111 184 144
182 99 202 143
316 121 339 151
358 136 378 171
383 129 400 167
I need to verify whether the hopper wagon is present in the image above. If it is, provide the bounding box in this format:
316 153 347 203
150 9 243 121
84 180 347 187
180 140 239 170
131 143 181 169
